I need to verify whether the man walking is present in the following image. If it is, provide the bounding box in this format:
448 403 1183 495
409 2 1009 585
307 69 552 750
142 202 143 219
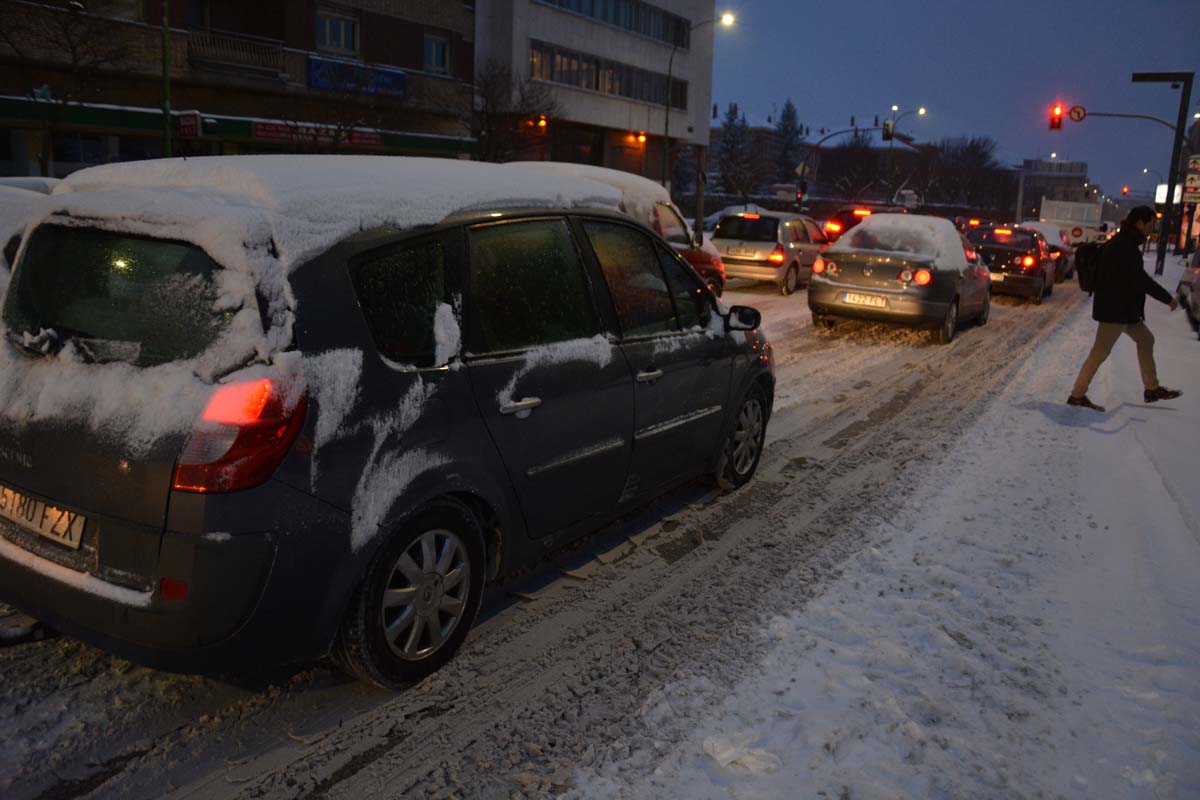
1068 206 1181 412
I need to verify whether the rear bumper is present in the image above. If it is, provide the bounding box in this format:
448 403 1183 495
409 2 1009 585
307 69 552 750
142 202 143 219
988 271 1041 297
0 482 351 674
723 259 784 283
808 281 946 328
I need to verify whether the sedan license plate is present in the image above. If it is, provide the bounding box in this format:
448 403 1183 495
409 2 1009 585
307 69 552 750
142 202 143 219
990 272 1004 282
0 484 86 550
843 292 886 308
728 246 756 257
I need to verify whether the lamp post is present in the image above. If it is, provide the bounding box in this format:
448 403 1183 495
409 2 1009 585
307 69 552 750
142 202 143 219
1131 71 1193 272
886 105 925 189
662 12 734 189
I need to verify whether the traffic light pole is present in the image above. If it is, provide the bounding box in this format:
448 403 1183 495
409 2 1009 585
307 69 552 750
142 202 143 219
1131 71 1193 274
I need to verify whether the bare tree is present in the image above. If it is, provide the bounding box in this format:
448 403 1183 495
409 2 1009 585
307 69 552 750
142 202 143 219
821 131 880 202
467 59 560 163
0 0 135 174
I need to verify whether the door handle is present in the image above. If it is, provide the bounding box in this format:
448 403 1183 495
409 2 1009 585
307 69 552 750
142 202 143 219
499 396 542 415
636 368 664 383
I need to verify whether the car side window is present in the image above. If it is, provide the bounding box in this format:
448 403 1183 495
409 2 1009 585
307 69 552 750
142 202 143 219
656 244 712 331
467 218 597 353
656 204 691 246
803 220 827 244
582 220 676 338
350 235 447 367
790 221 810 243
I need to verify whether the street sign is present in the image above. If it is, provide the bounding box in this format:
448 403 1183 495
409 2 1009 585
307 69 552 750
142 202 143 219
1186 155 1200 203
1071 226 1083 239
1068 105 1087 122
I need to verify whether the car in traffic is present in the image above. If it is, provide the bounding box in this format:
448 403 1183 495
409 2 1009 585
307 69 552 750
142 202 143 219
0 156 774 689
1179 247 1200 333
808 213 991 343
966 225 1056 304
1018 221 1075 283
823 204 908 242
508 162 728 296
711 210 828 295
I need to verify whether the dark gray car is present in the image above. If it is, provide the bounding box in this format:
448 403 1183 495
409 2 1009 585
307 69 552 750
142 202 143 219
0 165 774 689
808 213 991 344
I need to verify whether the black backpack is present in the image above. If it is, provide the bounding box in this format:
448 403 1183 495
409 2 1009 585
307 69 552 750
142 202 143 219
1075 242 1103 294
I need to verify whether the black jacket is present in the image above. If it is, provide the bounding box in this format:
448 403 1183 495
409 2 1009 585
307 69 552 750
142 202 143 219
1092 225 1173 323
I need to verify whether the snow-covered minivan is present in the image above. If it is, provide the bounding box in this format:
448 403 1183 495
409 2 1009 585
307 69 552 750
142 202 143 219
0 156 773 688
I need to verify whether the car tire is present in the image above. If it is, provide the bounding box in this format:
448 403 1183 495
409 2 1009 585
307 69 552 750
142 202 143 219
714 383 768 491
1046 275 1054 296
333 498 485 690
780 265 799 296
1032 279 1044 305
934 298 958 344
977 290 990 325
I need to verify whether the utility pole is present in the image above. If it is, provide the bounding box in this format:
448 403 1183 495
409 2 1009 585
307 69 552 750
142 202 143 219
162 0 172 158
1132 71 1193 274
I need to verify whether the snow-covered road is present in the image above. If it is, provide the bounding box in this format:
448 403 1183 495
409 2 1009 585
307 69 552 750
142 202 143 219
2 263 1196 800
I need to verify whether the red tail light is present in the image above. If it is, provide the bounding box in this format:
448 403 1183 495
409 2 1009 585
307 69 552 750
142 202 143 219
825 221 842 233
812 256 825 274
173 378 307 493
767 244 786 264
913 269 933 286
741 212 761 219
853 208 872 217
994 228 1013 236
968 218 981 227
1021 255 1036 268
159 577 189 600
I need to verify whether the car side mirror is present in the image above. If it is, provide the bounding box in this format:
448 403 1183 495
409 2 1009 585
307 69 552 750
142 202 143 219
725 305 760 331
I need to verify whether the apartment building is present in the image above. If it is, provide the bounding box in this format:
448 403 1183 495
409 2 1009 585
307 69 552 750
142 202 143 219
475 0 717 191
0 0 476 176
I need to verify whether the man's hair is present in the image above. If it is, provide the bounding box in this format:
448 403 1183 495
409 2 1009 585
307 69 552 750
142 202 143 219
1125 206 1155 225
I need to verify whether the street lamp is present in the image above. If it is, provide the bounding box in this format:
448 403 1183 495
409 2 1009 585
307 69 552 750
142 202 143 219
886 105 926 190
662 12 735 187
1143 167 1164 183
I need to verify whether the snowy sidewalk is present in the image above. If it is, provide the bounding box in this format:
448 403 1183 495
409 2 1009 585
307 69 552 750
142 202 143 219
572 258 1200 800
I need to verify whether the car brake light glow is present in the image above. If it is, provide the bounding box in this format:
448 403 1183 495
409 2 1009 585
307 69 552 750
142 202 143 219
767 243 786 264
853 208 872 217
914 269 933 286
968 218 981 226
825 221 842 233
742 213 761 219
1050 251 1061 259
173 378 307 494
1022 255 1036 268
994 228 1013 235
812 257 825 274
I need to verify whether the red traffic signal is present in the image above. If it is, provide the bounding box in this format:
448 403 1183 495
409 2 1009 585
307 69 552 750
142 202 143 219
1049 104 1063 130
1121 185 1129 195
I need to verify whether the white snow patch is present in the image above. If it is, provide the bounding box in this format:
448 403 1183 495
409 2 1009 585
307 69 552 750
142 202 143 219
827 213 967 269
202 532 232 543
433 302 462 367
0 536 152 607
495 334 614 407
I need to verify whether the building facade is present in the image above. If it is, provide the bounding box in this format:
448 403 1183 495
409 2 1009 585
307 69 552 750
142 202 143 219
0 0 477 176
475 0 717 193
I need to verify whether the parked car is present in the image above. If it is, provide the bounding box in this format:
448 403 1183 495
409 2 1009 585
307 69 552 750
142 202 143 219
508 162 727 296
711 211 828 295
808 213 991 343
966 225 1056 304
823 204 908 242
1018 221 1075 283
0 185 48 275
1178 247 1200 332
0 156 773 689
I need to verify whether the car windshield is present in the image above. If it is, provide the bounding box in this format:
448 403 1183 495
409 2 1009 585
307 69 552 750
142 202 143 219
840 223 937 256
2 224 232 366
967 229 1037 248
713 216 779 242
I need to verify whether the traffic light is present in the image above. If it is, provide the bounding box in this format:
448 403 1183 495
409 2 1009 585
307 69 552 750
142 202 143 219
795 180 808 205
881 120 895 141
1049 104 1063 130
1121 185 1129 196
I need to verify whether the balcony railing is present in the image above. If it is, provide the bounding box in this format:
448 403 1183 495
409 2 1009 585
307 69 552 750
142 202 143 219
188 30 285 75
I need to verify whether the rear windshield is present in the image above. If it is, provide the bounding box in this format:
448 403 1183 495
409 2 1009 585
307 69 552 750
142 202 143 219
2 224 231 366
841 224 936 256
713 216 779 242
967 229 1037 248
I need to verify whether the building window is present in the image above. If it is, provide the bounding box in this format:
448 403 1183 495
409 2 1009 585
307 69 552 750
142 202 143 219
317 8 359 57
530 39 687 110
535 0 690 49
423 33 450 74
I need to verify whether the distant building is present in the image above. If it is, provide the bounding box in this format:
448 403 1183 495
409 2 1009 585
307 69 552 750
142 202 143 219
0 0 476 176
476 0 716 188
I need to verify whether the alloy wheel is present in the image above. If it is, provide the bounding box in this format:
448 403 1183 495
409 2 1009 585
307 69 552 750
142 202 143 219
732 396 764 476
380 529 471 661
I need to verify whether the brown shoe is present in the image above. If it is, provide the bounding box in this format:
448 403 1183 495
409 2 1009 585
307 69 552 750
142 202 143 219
1067 395 1105 412
1144 386 1182 403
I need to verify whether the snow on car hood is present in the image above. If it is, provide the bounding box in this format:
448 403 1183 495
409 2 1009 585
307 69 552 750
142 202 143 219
826 213 967 269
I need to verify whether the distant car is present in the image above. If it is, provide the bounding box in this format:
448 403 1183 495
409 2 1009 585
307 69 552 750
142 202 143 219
967 225 1056 304
508 162 727 296
711 211 828 295
823 204 908 242
0 156 774 688
808 213 991 343
1018 221 1075 283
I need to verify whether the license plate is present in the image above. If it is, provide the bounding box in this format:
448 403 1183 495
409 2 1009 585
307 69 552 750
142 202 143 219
0 484 86 550
728 247 755 257
990 272 1004 282
843 292 886 308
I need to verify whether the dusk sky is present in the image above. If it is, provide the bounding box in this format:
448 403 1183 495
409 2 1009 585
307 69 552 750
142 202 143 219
710 0 1200 199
